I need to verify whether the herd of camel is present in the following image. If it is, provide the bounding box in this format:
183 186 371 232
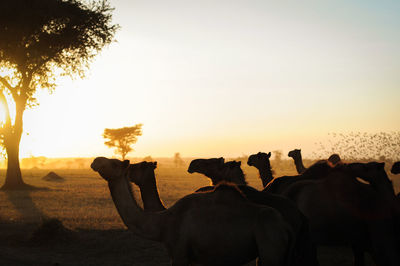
90 149 400 266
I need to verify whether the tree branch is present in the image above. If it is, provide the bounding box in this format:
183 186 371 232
0 76 14 92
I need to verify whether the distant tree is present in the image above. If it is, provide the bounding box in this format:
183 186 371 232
103 124 143 160
174 152 184 167
233 154 249 164
273 150 283 167
0 0 118 190
143 155 154 162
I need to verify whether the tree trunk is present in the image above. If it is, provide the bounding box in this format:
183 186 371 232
1 138 26 190
1 99 29 190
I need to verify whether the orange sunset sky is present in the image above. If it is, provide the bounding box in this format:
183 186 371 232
8 0 400 159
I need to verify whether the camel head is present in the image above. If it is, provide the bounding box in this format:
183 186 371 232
288 149 301 159
327 154 341 167
391 161 400 174
91 157 130 181
247 152 272 170
188 158 225 180
219 161 247 185
127 161 157 187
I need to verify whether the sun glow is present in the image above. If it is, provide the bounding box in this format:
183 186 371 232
0 102 6 125
10 0 400 160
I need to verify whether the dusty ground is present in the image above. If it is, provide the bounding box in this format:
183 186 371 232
1 159 396 265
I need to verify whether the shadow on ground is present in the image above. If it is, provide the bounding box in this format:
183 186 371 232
0 218 376 266
4 189 47 223
0 219 170 266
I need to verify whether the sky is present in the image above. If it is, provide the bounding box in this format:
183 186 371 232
16 0 400 159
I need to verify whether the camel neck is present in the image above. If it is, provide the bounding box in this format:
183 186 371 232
258 166 274 188
293 156 306 174
107 174 163 241
139 172 166 211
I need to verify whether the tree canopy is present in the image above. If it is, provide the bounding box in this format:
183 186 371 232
0 0 118 103
103 124 143 160
0 0 118 189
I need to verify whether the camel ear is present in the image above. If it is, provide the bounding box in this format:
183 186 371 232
152 161 158 169
267 152 271 158
218 157 225 163
123 160 130 168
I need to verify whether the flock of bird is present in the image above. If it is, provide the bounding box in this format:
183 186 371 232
91 149 400 266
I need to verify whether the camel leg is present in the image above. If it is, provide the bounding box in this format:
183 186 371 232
352 245 365 266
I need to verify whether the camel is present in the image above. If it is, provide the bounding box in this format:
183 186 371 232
187 157 229 185
285 163 399 266
391 161 400 174
127 161 165 211
188 158 247 186
188 158 319 266
288 149 306 174
91 157 295 266
247 152 400 266
246 152 275 187
247 152 334 194
288 149 342 175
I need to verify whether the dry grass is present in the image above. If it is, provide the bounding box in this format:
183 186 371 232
0 159 397 265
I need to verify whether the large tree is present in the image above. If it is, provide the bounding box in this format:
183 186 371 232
0 0 118 190
103 124 143 160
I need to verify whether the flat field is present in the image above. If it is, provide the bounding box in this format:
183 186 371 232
0 159 397 265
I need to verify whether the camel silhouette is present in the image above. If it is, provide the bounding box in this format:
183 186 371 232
187 157 228 185
247 152 400 266
126 161 165 211
188 158 319 266
247 152 333 194
288 149 306 174
287 149 342 175
91 157 295 266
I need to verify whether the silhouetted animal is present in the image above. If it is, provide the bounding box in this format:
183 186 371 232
288 149 306 174
188 158 319 266
288 149 342 175
127 161 165 211
247 152 333 194
92 157 295 266
248 153 400 266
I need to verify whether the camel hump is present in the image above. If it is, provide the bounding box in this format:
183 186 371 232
213 182 246 201
302 160 332 177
